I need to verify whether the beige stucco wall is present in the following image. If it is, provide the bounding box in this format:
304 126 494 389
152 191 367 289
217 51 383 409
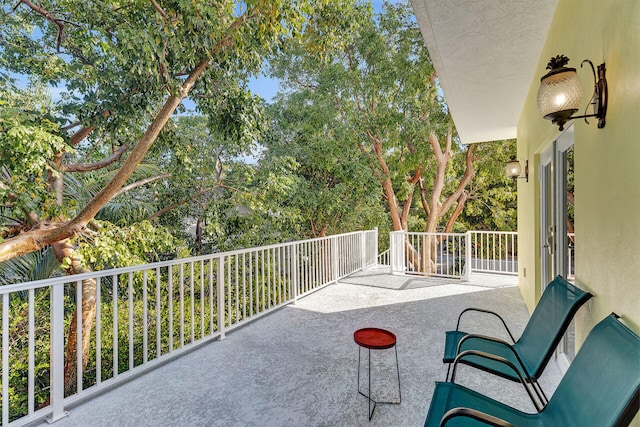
517 0 640 356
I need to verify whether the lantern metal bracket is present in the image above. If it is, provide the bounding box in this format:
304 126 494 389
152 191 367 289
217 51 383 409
567 60 608 129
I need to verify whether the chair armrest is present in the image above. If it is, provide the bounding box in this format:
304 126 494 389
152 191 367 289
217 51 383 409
455 308 516 343
456 334 530 379
454 336 547 408
440 407 515 427
451 349 543 411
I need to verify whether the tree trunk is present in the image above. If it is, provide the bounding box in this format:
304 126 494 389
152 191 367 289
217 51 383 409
444 190 469 233
52 240 97 396
420 133 476 273
380 175 403 231
195 217 203 255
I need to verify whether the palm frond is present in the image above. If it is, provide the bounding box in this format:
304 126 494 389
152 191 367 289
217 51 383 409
95 198 156 225
65 163 164 195
0 247 60 286
64 163 166 222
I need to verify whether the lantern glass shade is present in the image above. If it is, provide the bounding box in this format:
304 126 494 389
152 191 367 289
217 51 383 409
536 68 583 119
506 160 521 179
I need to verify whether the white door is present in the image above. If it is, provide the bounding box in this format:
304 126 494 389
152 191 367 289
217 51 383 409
539 126 575 369
539 148 554 285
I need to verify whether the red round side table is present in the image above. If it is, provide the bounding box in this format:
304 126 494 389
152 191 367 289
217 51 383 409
354 328 402 420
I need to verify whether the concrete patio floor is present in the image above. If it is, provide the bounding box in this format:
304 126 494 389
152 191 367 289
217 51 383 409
37 268 563 427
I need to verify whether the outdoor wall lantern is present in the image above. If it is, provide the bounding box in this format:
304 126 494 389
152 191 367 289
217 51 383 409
536 54 608 131
506 157 528 182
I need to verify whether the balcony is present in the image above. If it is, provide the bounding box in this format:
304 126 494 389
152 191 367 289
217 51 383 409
1 230 563 426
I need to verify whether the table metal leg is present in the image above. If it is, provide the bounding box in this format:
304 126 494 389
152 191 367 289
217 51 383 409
356 345 401 421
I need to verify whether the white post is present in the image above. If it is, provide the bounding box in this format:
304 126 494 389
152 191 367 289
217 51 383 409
389 232 396 274
360 231 366 270
464 231 472 281
47 283 69 423
331 237 339 282
390 231 406 275
3 294 10 426
217 256 225 340
292 245 299 305
373 227 379 267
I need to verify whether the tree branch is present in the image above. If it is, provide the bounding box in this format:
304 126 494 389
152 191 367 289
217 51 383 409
418 177 430 218
444 190 469 233
62 144 129 172
400 168 422 229
150 0 170 22
18 0 78 52
429 131 444 161
147 187 218 221
61 120 82 132
114 173 171 197
440 143 475 215
68 110 111 146
428 131 446 217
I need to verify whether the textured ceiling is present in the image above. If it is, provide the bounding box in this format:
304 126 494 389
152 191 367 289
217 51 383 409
409 0 558 144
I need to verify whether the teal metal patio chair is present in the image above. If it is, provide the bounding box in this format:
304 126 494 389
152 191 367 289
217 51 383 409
426 313 640 427
443 275 592 406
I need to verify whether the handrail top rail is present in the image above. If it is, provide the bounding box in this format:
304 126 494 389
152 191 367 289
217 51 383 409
390 230 517 236
389 231 465 237
0 229 375 295
469 230 517 235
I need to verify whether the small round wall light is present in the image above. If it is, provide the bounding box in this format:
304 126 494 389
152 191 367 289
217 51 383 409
506 157 528 182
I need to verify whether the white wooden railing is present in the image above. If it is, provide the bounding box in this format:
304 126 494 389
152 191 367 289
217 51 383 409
389 231 518 279
567 232 575 281
0 230 378 426
377 249 390 266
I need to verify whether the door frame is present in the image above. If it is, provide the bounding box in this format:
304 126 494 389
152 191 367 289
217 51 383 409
538 125 574 371
539 147 553 287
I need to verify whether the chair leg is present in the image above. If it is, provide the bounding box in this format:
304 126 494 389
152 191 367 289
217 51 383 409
532 379 549 405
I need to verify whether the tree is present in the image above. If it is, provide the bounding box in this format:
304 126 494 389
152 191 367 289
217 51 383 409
146 108 264 253
270 1 475 271
457 140 518 231
1 0 353 395
262 92 386 238
0 0 318 260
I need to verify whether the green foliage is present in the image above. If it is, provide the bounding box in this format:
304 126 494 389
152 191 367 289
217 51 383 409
1 289 52 421
0 81 70 221
200 160 306 251
72 221 188 271
259 91 387 238
267 1 516 234
1 0 352 256
458 140 517 231
269 1 451 230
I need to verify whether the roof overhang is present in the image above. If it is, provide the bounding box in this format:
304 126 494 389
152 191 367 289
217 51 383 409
409 0 558 144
